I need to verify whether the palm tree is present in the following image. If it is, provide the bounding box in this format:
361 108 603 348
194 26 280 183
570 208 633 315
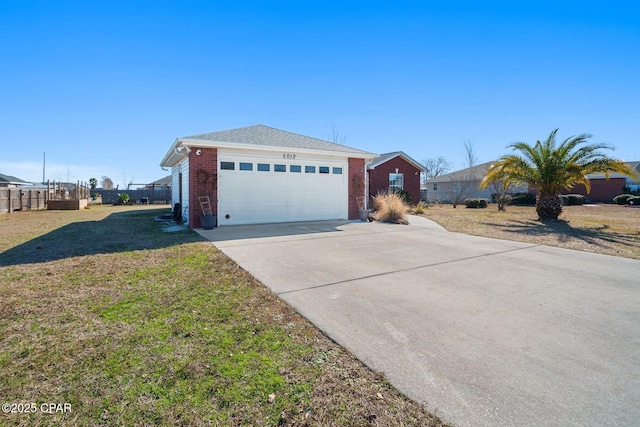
481 129 633 220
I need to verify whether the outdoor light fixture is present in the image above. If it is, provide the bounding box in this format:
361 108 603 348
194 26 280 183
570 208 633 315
195 149 202 156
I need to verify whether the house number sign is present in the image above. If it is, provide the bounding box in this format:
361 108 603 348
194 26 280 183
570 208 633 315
282 153 296 160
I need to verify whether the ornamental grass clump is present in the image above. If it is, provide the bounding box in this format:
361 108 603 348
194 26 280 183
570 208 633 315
373 191 409 224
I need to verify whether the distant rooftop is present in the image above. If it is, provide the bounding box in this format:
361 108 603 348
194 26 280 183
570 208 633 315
0 173 31 185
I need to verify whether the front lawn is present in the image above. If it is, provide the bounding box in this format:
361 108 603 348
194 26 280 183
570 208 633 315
418 204 640 260
0 205 445 426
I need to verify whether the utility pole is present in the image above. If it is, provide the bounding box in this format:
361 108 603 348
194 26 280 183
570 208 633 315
42 152 46 184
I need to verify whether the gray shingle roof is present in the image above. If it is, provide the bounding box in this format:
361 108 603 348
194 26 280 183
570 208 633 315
424 161 496 183
370 152 401 164
182 124 373 155
425 160 640 183
586 161 640 180
369 151 426 171
0 173 29 184
148 176 172 186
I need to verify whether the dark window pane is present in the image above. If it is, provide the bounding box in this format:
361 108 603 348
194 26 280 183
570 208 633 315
220 161 235 170
274 164 286 172
239 162 253 171
257 163 270 172
290 165 302 173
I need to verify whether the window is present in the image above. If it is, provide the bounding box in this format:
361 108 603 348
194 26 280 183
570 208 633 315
305 166 316 173
319 166 330 174
274 164 286 172
257 163 270 172
220 161 235 170
239 162 253 171
332 167 343 174
433 183 438 191
389 173 404 191
290 165 302 173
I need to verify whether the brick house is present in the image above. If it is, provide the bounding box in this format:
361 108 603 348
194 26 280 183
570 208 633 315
367 152 425 205
159 125 376 227
562 161 640 202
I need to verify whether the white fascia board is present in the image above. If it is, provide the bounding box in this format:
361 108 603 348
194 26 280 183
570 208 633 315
179 138 377 160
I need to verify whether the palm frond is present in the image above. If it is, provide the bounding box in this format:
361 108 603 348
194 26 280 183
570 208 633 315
481 129 634 197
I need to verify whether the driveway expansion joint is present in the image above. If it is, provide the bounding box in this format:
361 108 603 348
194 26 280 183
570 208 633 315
277 243 542 296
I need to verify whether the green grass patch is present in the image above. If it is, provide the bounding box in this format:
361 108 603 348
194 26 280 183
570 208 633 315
0 205 445 426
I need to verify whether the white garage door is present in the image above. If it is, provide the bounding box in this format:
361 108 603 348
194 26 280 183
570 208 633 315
217 152 348 225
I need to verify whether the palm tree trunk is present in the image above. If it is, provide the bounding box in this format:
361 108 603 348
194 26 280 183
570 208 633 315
536 192 563 220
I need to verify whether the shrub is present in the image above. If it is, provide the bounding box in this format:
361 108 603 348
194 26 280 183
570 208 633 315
510 192 536 205
373 191 409 224
411 202 428 215
464 198 488 208
562 194 586 206
117 193 130 205
393 189 413 205
613 194 634 205
628 196 640 206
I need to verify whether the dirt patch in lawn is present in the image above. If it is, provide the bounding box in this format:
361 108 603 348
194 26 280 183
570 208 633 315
419 204 640 260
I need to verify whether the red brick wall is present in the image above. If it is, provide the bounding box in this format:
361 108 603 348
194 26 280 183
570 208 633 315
562 178 626 203
348 158 365 219
188 147 218 228
368 156 421 205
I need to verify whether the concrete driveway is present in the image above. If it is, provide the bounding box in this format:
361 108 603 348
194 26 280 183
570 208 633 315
197 216 640 427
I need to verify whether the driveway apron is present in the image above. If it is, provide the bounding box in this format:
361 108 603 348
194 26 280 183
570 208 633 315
198 217 640 427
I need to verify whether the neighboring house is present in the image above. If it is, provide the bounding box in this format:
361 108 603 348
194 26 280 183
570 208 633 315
144 176 172 190
424 160 640 204
423 161 528 203
0 173 32 188
160 124 376 228
561 161 640 202
367 151 425 204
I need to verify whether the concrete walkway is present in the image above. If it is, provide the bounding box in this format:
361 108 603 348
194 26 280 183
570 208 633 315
197 216 640 427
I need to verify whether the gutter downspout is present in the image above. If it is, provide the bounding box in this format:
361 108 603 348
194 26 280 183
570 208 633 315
364 158 374 210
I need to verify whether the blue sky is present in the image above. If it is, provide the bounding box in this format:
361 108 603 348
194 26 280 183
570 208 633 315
1 1 638 188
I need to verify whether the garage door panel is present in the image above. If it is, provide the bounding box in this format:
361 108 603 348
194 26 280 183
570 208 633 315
217 156 347 225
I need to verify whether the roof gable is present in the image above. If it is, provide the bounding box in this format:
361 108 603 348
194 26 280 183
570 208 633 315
162 124 376 167
368 151 426 172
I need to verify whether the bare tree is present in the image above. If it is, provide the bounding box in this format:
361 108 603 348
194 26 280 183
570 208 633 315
101 176 114 190
487 179 514 211
449 140 477 208
422 156 453 182
328 123 346 145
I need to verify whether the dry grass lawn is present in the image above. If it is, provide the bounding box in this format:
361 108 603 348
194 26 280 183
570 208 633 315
0 205 446 426
418 204 640 260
